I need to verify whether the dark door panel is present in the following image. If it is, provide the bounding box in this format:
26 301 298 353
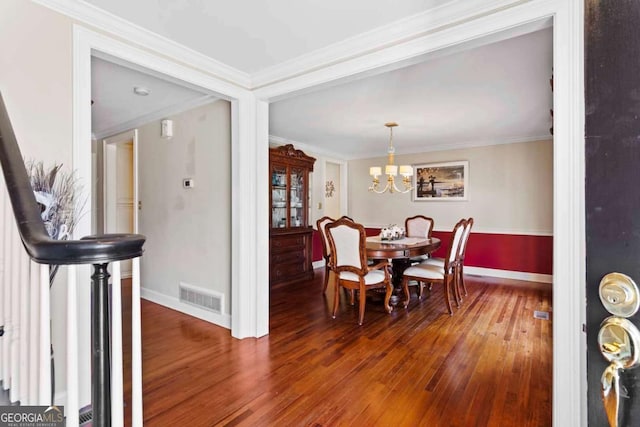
586 1 640 425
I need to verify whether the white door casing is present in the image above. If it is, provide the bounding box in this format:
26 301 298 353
103 129 138 276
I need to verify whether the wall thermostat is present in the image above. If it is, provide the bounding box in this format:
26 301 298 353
183 178 194 189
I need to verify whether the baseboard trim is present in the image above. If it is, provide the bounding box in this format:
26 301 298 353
312 260 326 269
141 287 231 330
54 390 66 407
465 266 552 284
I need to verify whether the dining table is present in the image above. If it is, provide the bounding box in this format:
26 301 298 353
366 235 441 303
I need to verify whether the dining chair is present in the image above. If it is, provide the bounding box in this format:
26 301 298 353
421 217 473 303
401 219 467 315
454 217 473 298
326 217 393 325
404 215 435 264
317 215 355 293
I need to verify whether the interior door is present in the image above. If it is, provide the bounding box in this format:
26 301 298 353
586 2 640 425
103 129 139 277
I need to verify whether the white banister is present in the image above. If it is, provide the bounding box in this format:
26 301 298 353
131 257 143 427
38 264 50 405
0 181 143 425
19 251 30 404
9 224 20 403
2 206 13 391
65 264 78 426
28 260 40 405
0 180 5 386
111 261 124 426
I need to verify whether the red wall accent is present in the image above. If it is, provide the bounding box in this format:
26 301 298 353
432 230 552 275
312 230 324 262
312 227 553 275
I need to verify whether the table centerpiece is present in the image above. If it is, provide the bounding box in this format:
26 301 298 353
380 224 405 241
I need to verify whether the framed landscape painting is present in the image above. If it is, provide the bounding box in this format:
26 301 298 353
413 160 468 201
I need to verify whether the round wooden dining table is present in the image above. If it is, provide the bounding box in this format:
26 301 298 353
366 236 441 261
366 236 441 300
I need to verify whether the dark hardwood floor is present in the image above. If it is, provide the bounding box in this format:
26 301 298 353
122 270 552 426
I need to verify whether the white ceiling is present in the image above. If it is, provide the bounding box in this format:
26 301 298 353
270 28 553 158
85 1 553 158
83 0 455 75
91 56 213 139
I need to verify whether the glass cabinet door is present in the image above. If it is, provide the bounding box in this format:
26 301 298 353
271 165 287 228
290 167 305 227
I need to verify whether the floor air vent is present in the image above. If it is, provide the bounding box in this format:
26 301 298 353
179 282 223 314
79 407 92 426
533 310 550 320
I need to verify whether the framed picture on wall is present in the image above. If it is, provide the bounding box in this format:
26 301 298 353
413 160 469 201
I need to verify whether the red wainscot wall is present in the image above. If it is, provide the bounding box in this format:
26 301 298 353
312 228 552 276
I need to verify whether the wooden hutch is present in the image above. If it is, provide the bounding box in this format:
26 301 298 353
269 144 316 286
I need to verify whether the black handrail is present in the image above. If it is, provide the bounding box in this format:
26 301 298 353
0 94 144 264
0 92 145 427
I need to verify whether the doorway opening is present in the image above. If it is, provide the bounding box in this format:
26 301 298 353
90 53 233 328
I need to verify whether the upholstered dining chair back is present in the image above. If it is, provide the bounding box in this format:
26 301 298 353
326 218 367 274
405 215 434 239
316 216 336 260
458 217 474 258
447 219 467 266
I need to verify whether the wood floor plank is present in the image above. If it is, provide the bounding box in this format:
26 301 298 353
121 271 552 426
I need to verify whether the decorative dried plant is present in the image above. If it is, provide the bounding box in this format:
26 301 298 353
25 160 85 241
25 160 86 284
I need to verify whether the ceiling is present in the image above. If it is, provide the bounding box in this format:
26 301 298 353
91 56 213 139
83 0 455 75
86 1 553 158
270 28 553 159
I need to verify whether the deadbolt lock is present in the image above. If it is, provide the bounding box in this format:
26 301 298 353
599 273 640 317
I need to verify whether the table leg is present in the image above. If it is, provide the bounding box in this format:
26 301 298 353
388 258 412 305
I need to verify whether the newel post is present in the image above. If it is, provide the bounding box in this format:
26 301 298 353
91 263 111 427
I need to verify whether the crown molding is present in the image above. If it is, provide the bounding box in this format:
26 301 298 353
268 135 349 161
270 133 551 160
395 134 553 157
93 95 218 140
33 0 251 88
251 0 531 88
36 0 533 92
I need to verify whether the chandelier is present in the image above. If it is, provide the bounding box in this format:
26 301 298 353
369 122 413 194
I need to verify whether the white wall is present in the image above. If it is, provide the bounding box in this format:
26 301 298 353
325 162 341 218
349 139 553 234
0 0 77 407
138 100 232 316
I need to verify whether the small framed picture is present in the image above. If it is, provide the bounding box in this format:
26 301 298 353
413 161 468 201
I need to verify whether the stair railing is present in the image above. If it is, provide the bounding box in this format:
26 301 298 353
0 92 145 427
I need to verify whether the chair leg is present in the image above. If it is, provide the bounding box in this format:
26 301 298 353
453 268 461 307
323 264 330 293
358 287 367 325
402 276 411 308
444 276 454 315
418 281 425 300
460 265 468 296
332 280 340 319
383 281 393 314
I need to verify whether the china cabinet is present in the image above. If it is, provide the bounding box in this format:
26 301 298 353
269 144 316 286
